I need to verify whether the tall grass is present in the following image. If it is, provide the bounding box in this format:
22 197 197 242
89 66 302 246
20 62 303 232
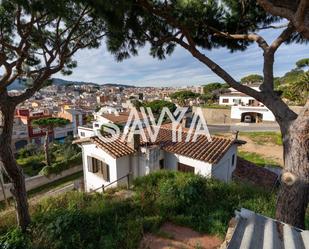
2 171 306 249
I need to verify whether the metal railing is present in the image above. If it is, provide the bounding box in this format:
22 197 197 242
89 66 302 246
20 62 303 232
90 172 131 193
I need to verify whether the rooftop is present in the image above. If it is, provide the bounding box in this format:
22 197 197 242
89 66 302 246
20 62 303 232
75 125 236 164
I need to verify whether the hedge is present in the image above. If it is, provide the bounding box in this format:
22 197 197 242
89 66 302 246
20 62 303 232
39 152 82 176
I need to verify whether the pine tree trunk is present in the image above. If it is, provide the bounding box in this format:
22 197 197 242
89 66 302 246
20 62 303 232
276 112 309 229
0 104 31 231
44 130 50 166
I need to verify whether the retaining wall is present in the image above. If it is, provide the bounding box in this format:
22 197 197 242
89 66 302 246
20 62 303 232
0 165 82 201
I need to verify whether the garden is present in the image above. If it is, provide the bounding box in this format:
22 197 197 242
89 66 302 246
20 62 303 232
16 136 82 177
2 170 307 249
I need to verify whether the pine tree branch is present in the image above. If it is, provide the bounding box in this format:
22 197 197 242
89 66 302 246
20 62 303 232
257 0 309 39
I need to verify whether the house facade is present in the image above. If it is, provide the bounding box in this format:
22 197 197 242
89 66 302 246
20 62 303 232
218 84 276 123
75 126 239 192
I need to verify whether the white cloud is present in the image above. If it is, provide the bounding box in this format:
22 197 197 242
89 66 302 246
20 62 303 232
55 31 309 87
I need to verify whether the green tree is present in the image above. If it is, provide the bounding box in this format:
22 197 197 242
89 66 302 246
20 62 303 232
170 90 200 102
296 58 309 70
0 0 119 230
32 118 70 167
240 74 264 84
203 83 227 95
144 100 176 115
91 0 309 228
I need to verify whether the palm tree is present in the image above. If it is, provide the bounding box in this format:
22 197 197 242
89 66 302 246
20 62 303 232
32 118 70 166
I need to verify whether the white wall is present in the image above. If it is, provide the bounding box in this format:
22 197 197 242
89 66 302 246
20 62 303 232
212 145 237 182
82 143 118 192
116 156 131 186
231 106 275 121
164 152 213 176
219 95 256 106
78 127 95 138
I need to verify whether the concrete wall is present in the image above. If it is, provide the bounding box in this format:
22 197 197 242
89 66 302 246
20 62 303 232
0 165 82 201
212 145 237 182
193 106 231 124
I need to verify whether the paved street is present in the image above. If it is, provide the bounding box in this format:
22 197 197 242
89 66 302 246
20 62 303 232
207 123 280 134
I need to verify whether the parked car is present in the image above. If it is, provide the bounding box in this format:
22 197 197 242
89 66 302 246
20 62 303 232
244 115 252 123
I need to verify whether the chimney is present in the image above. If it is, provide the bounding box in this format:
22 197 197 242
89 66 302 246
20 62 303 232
182 117 187 128
128 132 140 150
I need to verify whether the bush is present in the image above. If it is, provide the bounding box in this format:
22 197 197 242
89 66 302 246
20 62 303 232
133 170 276 235
0 229 31 249
17 154 46 176
2 171 306 249
17 144 40 159
39 153 82 176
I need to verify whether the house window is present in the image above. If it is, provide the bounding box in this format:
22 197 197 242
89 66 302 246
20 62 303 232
232 154 235 166
222 98 229 103
159 159 164 169
89 157 110 182
80 132 85 137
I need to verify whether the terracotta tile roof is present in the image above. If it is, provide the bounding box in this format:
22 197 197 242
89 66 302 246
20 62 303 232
75 126 235 163
90 136 136 158
102 111 143 124
141 126 234 164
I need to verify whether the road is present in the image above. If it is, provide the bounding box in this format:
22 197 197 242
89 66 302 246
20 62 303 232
207 123 280 134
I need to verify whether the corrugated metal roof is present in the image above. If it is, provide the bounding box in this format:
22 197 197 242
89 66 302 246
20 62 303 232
227 208 309 249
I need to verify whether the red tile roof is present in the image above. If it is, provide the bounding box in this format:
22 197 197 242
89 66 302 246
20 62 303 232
91 136 136 158
75 126 235 163
102 111 143 124
140 126 234 164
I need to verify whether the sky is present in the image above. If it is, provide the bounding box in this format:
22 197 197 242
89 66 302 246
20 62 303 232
56 27 309 87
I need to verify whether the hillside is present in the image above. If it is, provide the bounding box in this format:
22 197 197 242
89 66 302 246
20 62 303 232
7 78 135 90
0 171 282 249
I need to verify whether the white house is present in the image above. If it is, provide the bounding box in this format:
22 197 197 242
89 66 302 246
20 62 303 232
75 125 240 192
218 83 276 122
78 109 145 139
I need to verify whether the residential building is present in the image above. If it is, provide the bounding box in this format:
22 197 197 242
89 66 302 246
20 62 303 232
15 109 53 146
58 106 91 135
218 83 276 122
75 125 240 192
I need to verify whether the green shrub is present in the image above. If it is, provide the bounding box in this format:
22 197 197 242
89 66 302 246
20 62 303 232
39 153 82 176
2 171 306 249
17 154 46 176
0 229 31 249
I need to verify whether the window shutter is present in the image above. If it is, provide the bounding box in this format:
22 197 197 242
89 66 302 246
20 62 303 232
90 157 99 173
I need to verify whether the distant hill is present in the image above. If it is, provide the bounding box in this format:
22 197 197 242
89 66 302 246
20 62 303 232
101 83 136 88
7 78 135 90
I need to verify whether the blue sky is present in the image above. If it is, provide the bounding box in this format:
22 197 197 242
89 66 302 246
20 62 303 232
56 27 309 87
